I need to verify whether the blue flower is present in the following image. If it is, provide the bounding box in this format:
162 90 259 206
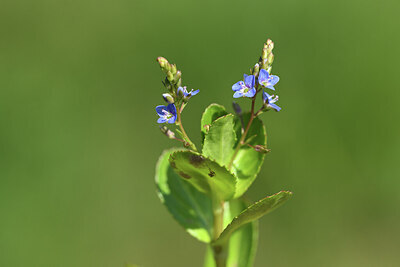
263 91 281 112
177 86 199 100
258 69 279 90
156 104 177 123
232 74 256 98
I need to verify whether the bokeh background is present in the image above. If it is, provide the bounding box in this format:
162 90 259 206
1 0 400 266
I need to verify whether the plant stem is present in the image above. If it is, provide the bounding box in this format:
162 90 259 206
176 104 197 151
227 97 256 170
212 198 227 267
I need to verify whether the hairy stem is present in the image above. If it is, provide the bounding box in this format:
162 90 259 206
227 97 256 170
176 105 197 151
212 198 227 267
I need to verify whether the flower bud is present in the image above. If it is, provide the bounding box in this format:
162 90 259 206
254 145 270 154
162 93 174 104
252 63 260 77
170 64 177 75
174 70 182 82
267 53 274 65
159 126 175 139
157 57 169 70
167 71 174 82
266 39 274 53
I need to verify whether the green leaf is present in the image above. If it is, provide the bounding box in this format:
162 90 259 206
200 104 228 144
214 191 293 245
203 114 237 168
232 113 267 198
155 148 213 243
203 198 258 267
169 150 236 201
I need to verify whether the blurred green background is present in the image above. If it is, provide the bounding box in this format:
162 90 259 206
1 0 400 266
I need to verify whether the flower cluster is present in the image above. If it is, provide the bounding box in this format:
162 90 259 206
155 57 199 124
231 39 282 112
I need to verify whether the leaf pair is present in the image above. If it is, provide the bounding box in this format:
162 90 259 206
201 104 267 198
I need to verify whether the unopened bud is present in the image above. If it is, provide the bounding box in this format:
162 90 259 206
176 77 182 87
170 64 177 75
157 57 169 69
167 71 174 82
253 63 260 77
262 47 268 59
160 126 175 139
174 70 182 82
267 53 274 65
162 93 174 104
266 40 274 53
254 145 270 154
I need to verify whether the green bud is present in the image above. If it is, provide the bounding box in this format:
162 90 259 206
167 71 174 82
170 64 177 75
267 53 274 65
157 57 169 70
253 63 260 77
174 70 182 82
262 47 268 59
176 77 182 87
162 93 174 104
266 39 274 53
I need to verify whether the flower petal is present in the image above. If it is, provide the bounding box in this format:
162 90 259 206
190 89 200 96
263 91 271 103
269 103 281 112
268 75 280 86
156 105 167 115
233 91 244 98
258 69 269 84
245 88 256 98
244 75 255 88
157 117 167 123
167 104 177 115
232 81 244 91
168 115 177 124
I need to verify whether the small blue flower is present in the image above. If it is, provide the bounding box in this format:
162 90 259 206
232 74 256 98
177 86 199 100
258 69 279 90
156 104 177 123
263 91 281 112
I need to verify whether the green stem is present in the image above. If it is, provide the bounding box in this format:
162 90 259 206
227 97 256 170
176 104 197 151
212 198 227 267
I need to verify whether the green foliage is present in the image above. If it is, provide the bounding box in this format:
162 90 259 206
155 103 292 266
155 149 213 243
232 113 267 198
169 150 237 201
200 104 228 144
214 191 293 245
202 114 237 168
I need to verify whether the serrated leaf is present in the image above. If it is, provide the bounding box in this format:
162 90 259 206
201 104 228 144
232 113 267 198
214 191 292 245
169 150 236 201
156 148 213 243
203 198 258 267
203 114 237 168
